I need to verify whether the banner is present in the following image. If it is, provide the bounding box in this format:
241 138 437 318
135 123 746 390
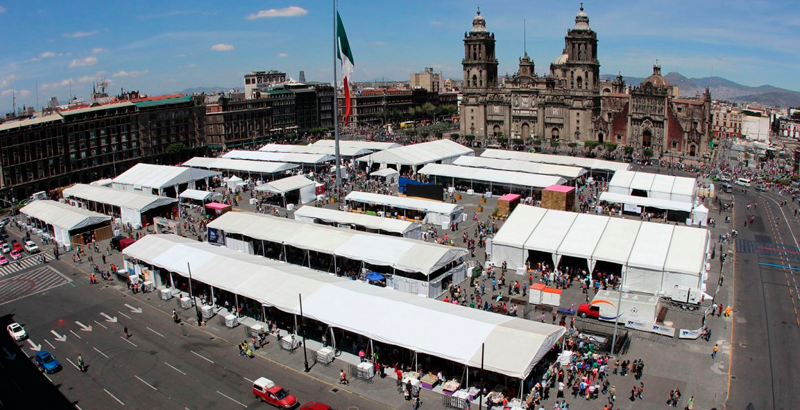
207 228 224 245
650 324 676 337
679 328 703 340
625 320 649 332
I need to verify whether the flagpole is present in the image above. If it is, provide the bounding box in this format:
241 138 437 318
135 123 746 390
332 0 342 202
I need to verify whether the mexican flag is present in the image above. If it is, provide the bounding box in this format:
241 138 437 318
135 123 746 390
337 12 354 125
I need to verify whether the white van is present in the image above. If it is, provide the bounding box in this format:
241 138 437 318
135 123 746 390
735 178 751 187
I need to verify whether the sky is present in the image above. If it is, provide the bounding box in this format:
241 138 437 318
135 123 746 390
1 0 799 113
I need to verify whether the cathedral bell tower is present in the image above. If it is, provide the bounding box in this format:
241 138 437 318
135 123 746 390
563 4 600 91
462 8 498 91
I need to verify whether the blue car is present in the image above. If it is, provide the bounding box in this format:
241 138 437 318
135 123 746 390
35 351 61 374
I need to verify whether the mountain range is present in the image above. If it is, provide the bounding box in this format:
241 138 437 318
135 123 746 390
601 72 800 107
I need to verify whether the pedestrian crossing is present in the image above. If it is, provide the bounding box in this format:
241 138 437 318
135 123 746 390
0 252 54 277
0 266 72 306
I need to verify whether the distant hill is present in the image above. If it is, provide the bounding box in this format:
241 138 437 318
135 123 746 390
176 86 238 95
601 72 800 107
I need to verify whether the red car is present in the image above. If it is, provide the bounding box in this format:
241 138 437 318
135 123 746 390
577 303 599 319
300 403 332 410
11 241 22 252
252 377 298 408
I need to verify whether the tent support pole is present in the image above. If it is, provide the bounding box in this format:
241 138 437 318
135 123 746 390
234 293 239 315
169 271 175 290
211 286 216 308
261 304 266 324
611 286 623 357
414 351 418 372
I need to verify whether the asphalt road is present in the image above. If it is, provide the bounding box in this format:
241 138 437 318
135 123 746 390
726 187 800 410
0 249 382 409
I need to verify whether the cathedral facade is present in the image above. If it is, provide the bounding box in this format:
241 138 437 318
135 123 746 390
459 7 711 159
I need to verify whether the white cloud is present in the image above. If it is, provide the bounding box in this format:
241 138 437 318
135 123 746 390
211 43 234 52
40 78 74 91
77 71 106 83
69 56 98 68
1 89 30 97
186 63 197 68
246 6 307 20
63 30 98 38
30 51 63 61
0 6 6 13
175 54 186 58
430 21 442 26
112 69 148 78
370 41 386 46
92 47 107 54
0 75 17 88
278 52 289 58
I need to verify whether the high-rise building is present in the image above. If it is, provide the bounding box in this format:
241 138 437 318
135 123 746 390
410 67 443 93
244 70 287 99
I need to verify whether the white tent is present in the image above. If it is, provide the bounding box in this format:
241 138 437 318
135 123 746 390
62 184 177 227
183 157 297 177
345 191 463 226
490 205 547 270
556 214 610 272
418 164 566 191
662 226 709 292
523 210 578 268
625 223 675 293
599 192 694 213
259 144 372 158
179 189 220 202
357 140 474 170
255 175 316 205
20 200 111 249
123 234 565 379
312 139 401 151
693 204 709 226
480 149 631 173
453 156 586 180
294 206 422 239
112 164 219 196
225 175 244 190
590 218 642 268
607 170 697 204
223 150 334 166
370 167 400 183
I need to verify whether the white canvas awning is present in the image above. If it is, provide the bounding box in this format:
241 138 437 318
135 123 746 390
357 140 473 167
256 175 315 195
223 150 334 165
370 168 400 178
293 206 421 237
112 164 219 191
591 218 642 265
556 214 610 263
663 226 709 276
259 144 372 158
21 200 110 232
599 192 694 213
418 164 566 189
179 189 220 202
523 210 578 266
480 149 631 173
124 234 565 379
345 192 462 217
183 157 298 175
607 170 696 204
63 184 177 214
627 223 675 271
453 156 586 179
312 139 402 151
490 205 547 270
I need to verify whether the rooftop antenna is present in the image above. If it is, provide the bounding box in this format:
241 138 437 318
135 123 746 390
12 91 16 116
523 19 527 55
35 80 39 111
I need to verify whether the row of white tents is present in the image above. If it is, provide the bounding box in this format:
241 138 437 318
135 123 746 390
123 234 565 380
491 205 710 296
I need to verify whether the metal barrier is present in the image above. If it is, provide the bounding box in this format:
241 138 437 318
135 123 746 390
348 363 374 383
442 395 468 409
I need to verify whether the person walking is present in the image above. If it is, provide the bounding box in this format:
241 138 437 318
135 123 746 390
124 326 131 338
712 343 719 359
339 369 349 385
685 396 694 410
77 354 85 372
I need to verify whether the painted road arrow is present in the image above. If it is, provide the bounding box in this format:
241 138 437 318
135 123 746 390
124 304 142 314
75 321 93 332
100 312 118 323
27 340 42 352
3 348 16 361
50 330 67 342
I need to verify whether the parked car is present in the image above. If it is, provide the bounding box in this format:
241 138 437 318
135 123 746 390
9 250 21 260
24 241 39 254
35 351 61 373
252 377 298 408
7 322 27 341
755 185 766 192
1 243 10 254
11 240 22 252
300 403 332 410
0 256 8 266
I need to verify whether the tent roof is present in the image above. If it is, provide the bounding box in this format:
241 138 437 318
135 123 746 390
123 234 564 379
663 226 709 275
183 157 297 175
259 144 372 157
608 170 696 199
370 168 399 177
20 200 111 231
591 218 642 265
453 156 586 179
112 164 219 190
179 189 220 201
356 140 473 167
293 206 420 235
311 139 402 151
650 174 677 194
627 223 675 271
63 184 177 213
523 210 578 254
556 214 610 259
599 192 694 213
223 150 334 165
480 149 631 172
345 191 462 216
418 164 565 189
491 205 547 248
208 212 465 275
255 175 315 194
630 172 656 192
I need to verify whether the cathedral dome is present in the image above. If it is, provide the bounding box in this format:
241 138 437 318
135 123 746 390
553 53 568 66
471 8 487 33
643 63 670 88
574 4 590 31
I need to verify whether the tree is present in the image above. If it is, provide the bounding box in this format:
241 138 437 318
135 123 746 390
421 131 430 139
584 141 599 150
512 138 524 145
451 133 461 140
165 142 187 155
435 131 443 139
603 142 618 152
568 141 578 149
643 148 654 159
624 146 635 156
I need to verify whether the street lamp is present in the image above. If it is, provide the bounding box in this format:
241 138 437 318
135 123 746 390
299 293 310 372
186 262 203 325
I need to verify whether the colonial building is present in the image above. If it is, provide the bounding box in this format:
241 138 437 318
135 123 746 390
411 67 443 93
459 6 711 159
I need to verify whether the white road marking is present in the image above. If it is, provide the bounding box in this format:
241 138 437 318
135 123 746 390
45 339 55 350
65 357 80 370
75 404 83 410
191 350 214 364
104 388 125 405
93 320 108 329
164 362 186 376
69 330 82 339
146 326 165 338
121 336 138 347
135 375 157 391
216 390 248 408
117 311 132 320
93 347 109 359
243 376 254 383
12 380 22 393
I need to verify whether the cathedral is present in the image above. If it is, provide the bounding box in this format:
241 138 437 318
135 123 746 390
459 6 711 159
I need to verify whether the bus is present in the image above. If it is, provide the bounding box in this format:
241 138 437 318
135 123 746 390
400 121 417 129
735 178 751 187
